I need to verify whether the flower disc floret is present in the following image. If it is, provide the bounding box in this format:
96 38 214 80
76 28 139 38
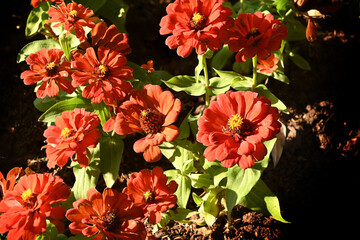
159 0 233 58
66 188 146 240
20 48 74 98
123 167 178 224
71 46 133 105
197 91 281 169
0 173 70 240
222 11 288 62
103 84 181 162
47 2 98 42
42 108 102 169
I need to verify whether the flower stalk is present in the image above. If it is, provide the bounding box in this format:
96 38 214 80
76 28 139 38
252 55 258 90
203 56 210 107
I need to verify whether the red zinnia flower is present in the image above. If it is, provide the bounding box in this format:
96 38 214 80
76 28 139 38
20 48 74 98
0 167 25 200
71 46 133 105
103 84 181 162
0 173 70 240
47 2 98 42
197 91 281 169
140 60 155 73
223 11 288 62
79 21 132 56
43 108 102 169
159 0 233 58
257 53 279 74
123 167 178 224
31 0 63 8
66 187 147 240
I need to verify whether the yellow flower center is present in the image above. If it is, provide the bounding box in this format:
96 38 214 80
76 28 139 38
60 127 74 138
192 12 205 24
69 10 78 18
46 62 56 70
98 64 109 77
227 114 244 131
21 189 34 202
143 190 155 203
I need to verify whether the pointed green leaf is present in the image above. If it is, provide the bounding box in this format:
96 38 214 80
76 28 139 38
254 84 289 114
25 2 49 37
17 39 61 63
99 135 124 187
175 175 191 208
163 75 206 96
38 96 93 122
72 164 100 200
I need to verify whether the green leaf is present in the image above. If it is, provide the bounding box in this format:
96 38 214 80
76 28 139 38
25 2 49 37
99 135 124 188
225 138 277 216
192 192 204 207
167 208 198 222
92 102 111 126
213 68 252 91
17 39 61 63
211 45 234 71
33 96 58 112
203 187 223 226
59 31 72 61
150 70 172 85
72 163 100 200
288 51 311 70
35 220 58 240
163 75 206 96
190 173 213 188
208 77 232 96
285 16 306 41
238 179 289 223
175 175 191 208
97 0 128 33
254 84 289 114
38 96 93 122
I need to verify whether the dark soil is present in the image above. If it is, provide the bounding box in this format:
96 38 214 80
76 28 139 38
1 0 360 239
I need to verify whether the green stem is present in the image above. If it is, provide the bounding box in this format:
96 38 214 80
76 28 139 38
240 0 244 13
203 57 210 107
252 55 258 90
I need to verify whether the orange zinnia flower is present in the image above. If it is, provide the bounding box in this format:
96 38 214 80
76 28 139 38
66 188 147 240
159 0 233 58
197 91 281 169
43 108 102 169
0 173 70 240
79 21 132 56
103 84 181 162
123 167 178 224
47 2 98 42
0 167 25 200
257 53 279 74
140 60 155 73
20 48 75 98
71 46 133 105
223 12 288 62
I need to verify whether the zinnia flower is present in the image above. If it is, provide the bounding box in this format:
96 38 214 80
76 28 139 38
123 167 178 224
0 167 25 199
103 84 181 162
140 60 155 73
31 0 63 8
197 91 281 169
71 46 133 105
20 48 75 98
257 53 279 74
79 21 132 56
159 0 233 58
0 173 70 240
43 108 102 169
66 187 147 240
223 11 288 62
47 1 98 42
